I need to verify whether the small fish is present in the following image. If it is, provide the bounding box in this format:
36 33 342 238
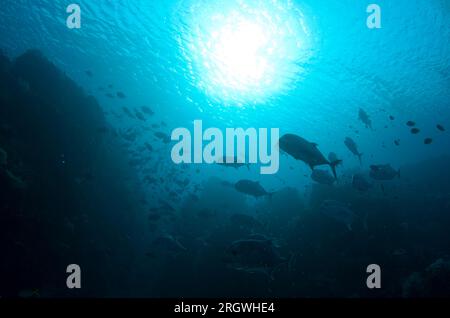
437 124 445 132
144 142 153 151
224 239 287 279
141 106 154 116
85 70 93 77
411 128 420 134
135 111 146 121
154 132 171 144
406 121 416 127
234 180 273 198
122 107 134 118
122 127 140 141
344 137 363 165
424 138 433 145
389 116 395 121
117 91 126 99
106 93 115 99
394 139 400 146
370 164 400 180
217 156 250 170
358 108 373 129
174 178 190 187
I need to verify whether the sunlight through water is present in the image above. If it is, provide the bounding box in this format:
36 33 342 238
179 0 314 106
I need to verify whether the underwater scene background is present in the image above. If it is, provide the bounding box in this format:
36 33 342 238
1 0 450 298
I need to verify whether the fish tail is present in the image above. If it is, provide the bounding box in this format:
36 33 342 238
358 153 363 166
329 160 343 179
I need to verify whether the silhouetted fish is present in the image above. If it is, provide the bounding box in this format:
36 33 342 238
217 156 250 170
370 164 400 180
358 108 372 129
135 110 146 121
344 137 363 165
234 180 272 198
141 106 154 116
279 134 341 178
224 239 287 279
154 132 171 144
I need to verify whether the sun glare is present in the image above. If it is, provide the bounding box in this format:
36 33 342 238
181 0 313 105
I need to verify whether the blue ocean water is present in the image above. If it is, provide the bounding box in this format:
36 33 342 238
1 0 450 298
2 1 449 168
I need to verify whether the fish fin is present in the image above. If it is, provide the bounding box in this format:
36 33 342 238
329 160 343 179
358 153 363 166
